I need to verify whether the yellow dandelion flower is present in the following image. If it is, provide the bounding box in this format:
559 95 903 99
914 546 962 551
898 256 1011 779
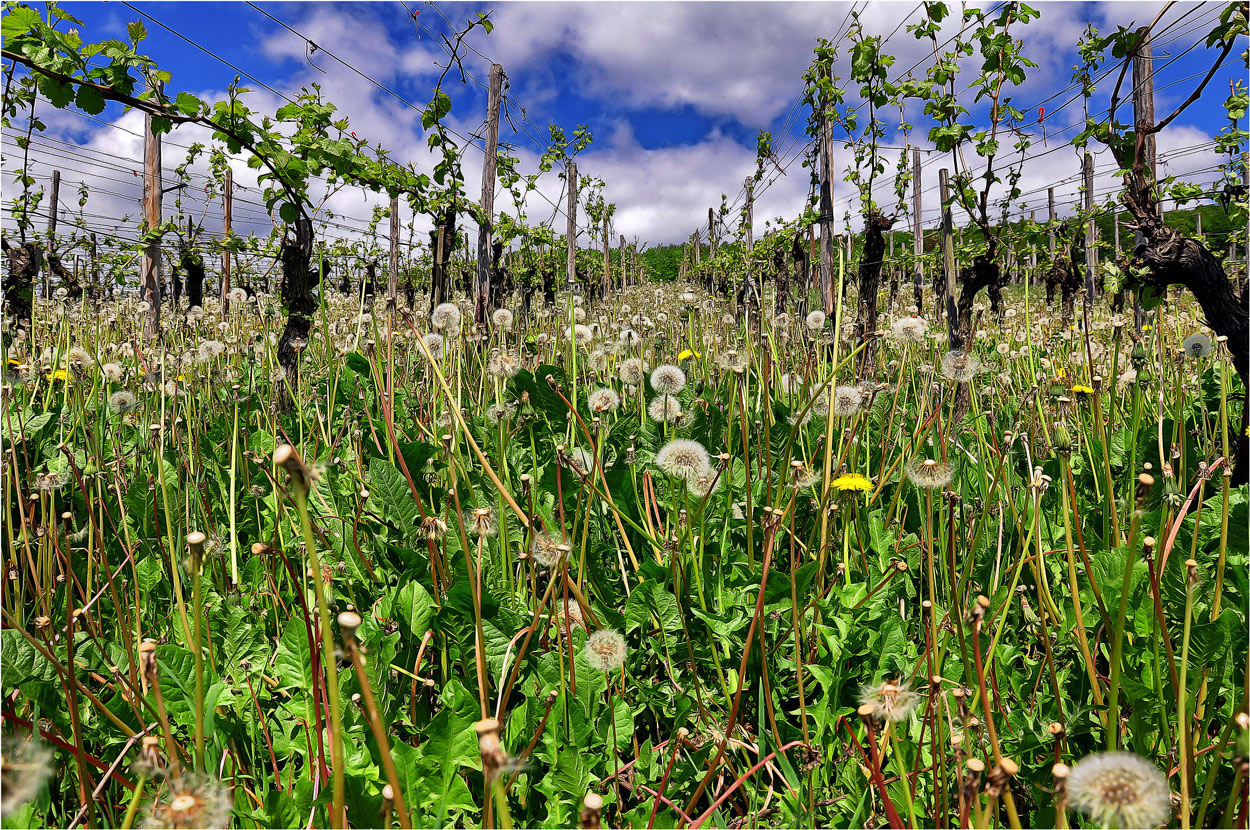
1142 324 1153 332
678 349 701 362
1056 367 1067 380
832 473 873 492
1070 384 1095 395
45 369 68 383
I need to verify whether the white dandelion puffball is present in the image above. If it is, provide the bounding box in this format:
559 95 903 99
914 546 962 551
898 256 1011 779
584 628 627 672
650 364 687 395
1066 751 1171 829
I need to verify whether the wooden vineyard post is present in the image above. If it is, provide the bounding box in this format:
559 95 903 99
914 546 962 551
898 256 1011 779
819 67 836 317
142 82 163 338
938 167 958 348
1132 25 1155 327
618 235 625 291
602 214 610 299
693 229 701 267
1048 187 1056 259
222 168 232 311
911 146 923 313
389 193 400 315
90 232 99 300
566 160 577 289
476 63 503 327
743 176 757 318
1114 210 1120 256
1084 152 1096 301
708 207 717 260
47 169 59 238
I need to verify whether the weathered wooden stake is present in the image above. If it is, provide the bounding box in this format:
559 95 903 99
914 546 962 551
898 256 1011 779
819 73 836 316
47 169 60 238
389 193 400 313
142 83 163 338
1047 187 1056 258
1084 152 1096 296
222 168 233 311
911 146 923 312
938 168 957 345
476 63 503 326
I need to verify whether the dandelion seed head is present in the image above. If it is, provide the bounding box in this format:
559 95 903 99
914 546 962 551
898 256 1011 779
1066 752 1171 829
588 387 621 413
66 347 91 375
530 533 567 570
141 772 232 830
805 310 827 331
619 357 645 385
1182 332 1213 358
889 316 928 344
655 438 711 483
466 507 497 538
492 308 514 330
584 629 627 672
109 390 139 414
650 364 687 395
858 679 920 722
648 394 684 424
940 350 981 383
431 302 462 331
486 351 521 380
422 333 444 358
831 385 863 417
1 736 52 819
687 469 721 498
906 457 952 489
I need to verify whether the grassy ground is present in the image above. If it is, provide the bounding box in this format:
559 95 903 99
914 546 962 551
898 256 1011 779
1 280 1246 829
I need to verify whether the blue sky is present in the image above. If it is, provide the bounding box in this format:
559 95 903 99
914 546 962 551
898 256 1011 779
7 1 1245 249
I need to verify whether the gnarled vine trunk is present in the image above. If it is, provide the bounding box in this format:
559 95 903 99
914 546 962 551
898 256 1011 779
45 252 81 300
182 248 205 310
954 253 1006 351
1108 136 1248 481
2 239 40 332
856 212 894 374
277 217 315 411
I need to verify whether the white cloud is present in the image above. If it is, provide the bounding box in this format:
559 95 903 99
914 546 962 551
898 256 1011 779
1 0 1233 258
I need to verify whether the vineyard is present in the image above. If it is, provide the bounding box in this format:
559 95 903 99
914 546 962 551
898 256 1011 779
0 2 1248 829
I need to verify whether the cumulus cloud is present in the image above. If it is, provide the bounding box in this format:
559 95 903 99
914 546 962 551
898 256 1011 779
0 0 1233 258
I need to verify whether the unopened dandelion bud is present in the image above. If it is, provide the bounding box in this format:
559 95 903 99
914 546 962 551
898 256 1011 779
1052 422 1072 454
476 718 508 781
1185 558 1199 585
139 638 159 682
186 531 206 569
337 611 362 641
579 792 603 829
274 444 312 491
